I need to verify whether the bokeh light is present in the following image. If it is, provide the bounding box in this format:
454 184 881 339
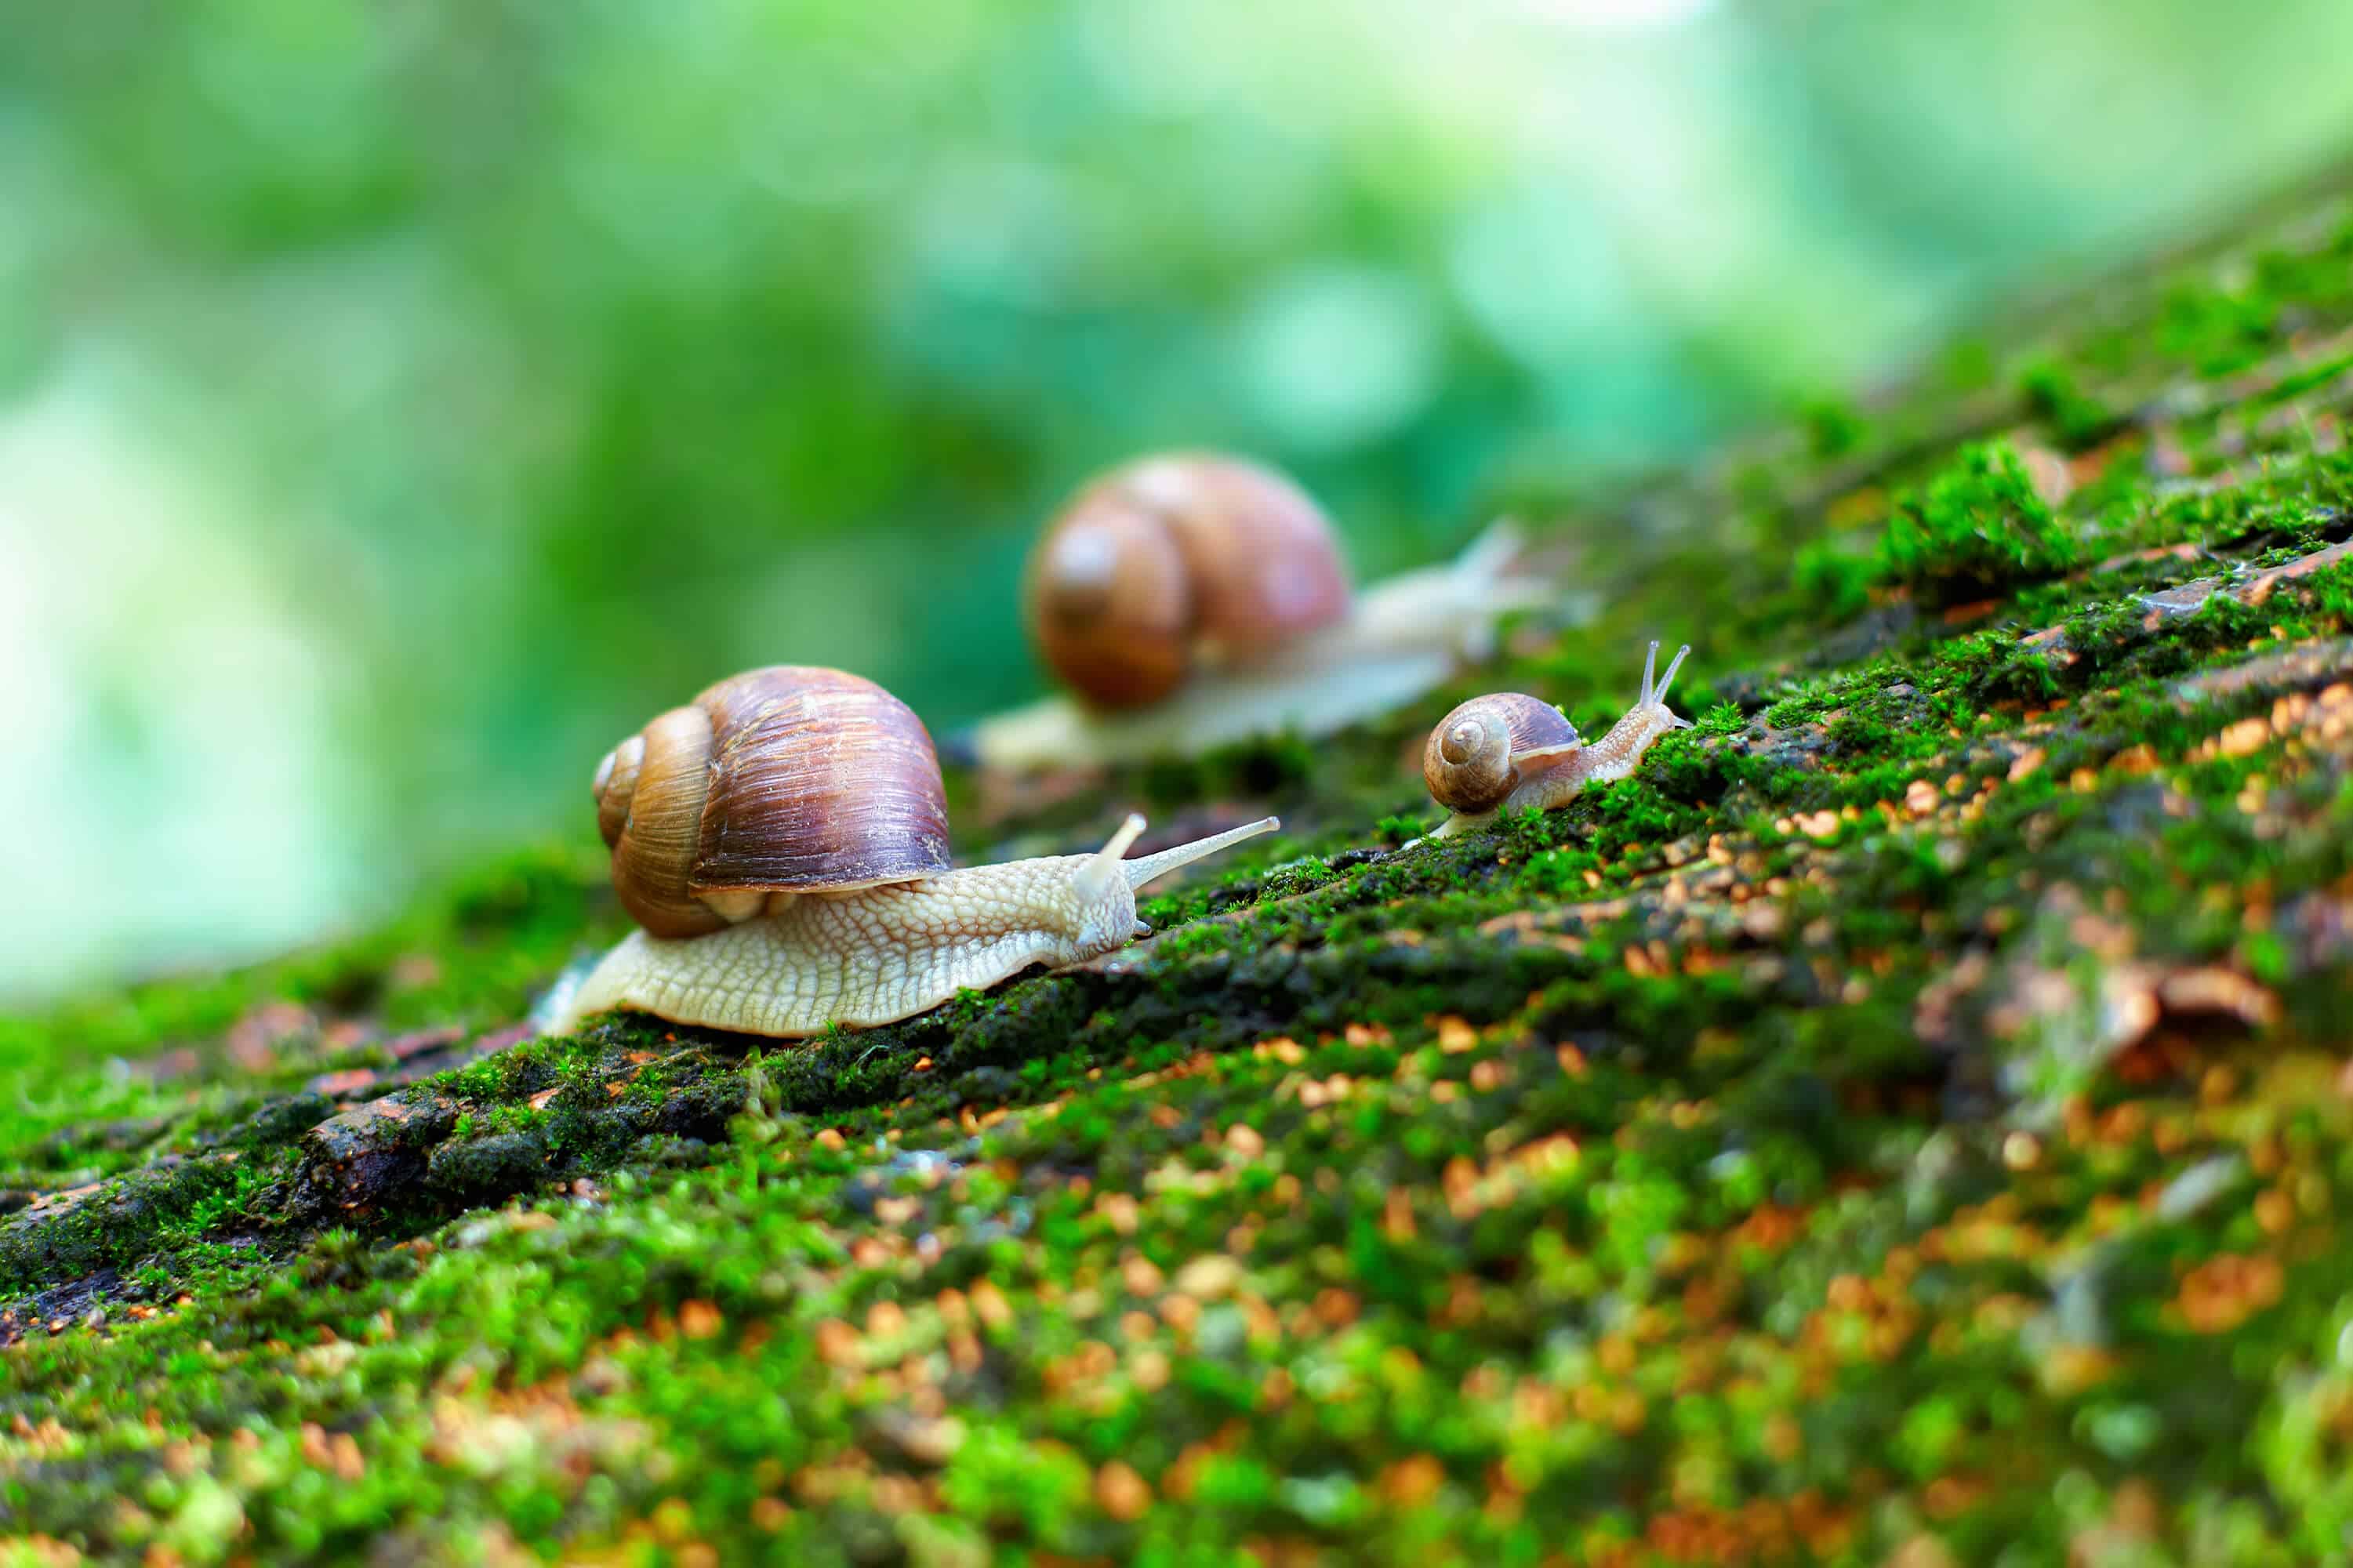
5 0 2352 997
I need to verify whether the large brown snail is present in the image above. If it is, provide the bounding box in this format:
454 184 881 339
543 666 1277 1038
1420 641 1693 840
967 452 1545 770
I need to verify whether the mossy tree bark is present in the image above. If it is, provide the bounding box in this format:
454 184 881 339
7 185 2353 1563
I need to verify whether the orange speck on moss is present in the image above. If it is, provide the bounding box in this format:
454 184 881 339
1095 1460 1153 1522
1380 1454 1446 1508
812 1319 859 1368
2176 1252 2286 1332
1384 1189 1417 1241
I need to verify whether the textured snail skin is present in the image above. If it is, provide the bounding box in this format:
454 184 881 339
1426 641 1694 840
971 518 1542 770
543 815 1278 1039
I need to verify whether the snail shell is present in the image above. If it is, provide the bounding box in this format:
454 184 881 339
1421 692 1579 814
1024 452 1353 710
592 666 953 938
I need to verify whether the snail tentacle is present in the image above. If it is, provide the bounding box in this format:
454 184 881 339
1418 637 1694 840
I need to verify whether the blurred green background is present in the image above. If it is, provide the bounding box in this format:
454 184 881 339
5 0 2352 1000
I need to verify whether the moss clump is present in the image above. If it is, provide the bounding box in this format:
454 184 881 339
1792 535 1878 624
1876 441 2079 607
1799 394 1871 459
2019 356 2122 449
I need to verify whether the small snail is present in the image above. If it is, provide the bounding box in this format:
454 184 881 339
1420 640 1693 840
967 452 1545 770
543 665 1277 1038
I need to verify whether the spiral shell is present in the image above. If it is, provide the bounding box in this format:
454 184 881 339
1422 693 1578 814
1024 452 1353 710
592 666 953 938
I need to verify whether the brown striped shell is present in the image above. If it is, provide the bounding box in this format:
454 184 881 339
1024 452 1353 710
591 666 953 938
1422 692 1579 814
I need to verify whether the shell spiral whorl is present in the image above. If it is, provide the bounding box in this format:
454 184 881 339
593 666 953 939
1420 692 1578 814
1025 452 1353 710
1425 708 1512 813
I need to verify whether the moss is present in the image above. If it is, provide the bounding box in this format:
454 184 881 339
2 176 2353 1565
1799 394 1871 460
1793 535 1877 622
1876 441 2079 607
2019 356 2122 449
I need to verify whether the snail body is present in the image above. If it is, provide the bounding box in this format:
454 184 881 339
968 452 1545 770
545 665 1277 1038
1422 641 1693 840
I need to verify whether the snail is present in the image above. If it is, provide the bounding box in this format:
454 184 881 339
1419 640 1693 840
965 452 1546 770
541 665 1278 1039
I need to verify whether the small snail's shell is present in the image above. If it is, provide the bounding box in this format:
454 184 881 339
593 666 953 938
1025 452 1353 710
1422 692 1578 814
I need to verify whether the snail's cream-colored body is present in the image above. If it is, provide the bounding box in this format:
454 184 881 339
1424 641 1694 840
546 815 1276 1038
972 520 1543 770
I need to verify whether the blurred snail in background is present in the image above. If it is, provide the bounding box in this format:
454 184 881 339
542 665 1277 1039
1420 640 1693 840
965 452 1547 771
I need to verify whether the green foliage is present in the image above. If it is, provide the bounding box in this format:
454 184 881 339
1793 535 1876 622
2019 357 2120 448
1799 395 1870 459
1876 441 2079 606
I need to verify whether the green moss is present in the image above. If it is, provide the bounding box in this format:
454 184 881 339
2019 356 2122 449
1793 535 1878 622
4 175 2353 1566
1876 441 2079 607
1799 394 1871 460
